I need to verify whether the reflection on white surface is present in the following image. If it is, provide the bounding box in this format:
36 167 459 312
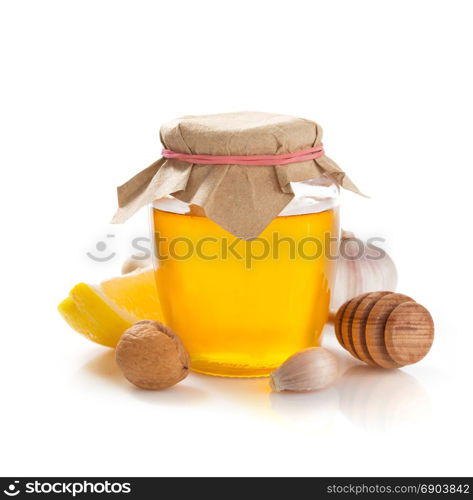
80 350 208 406
80 346 431 432
130 383 208 407
337 365 431 432
270 387 340 431
81 350 127 388
190 372 272 415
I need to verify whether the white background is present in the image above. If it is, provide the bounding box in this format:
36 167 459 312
1 0 472 477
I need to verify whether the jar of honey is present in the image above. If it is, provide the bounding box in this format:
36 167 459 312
113 112 360 377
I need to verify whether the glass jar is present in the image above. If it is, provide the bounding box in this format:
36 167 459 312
151 174 339 377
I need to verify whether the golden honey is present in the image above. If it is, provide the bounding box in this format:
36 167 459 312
152 206 339 377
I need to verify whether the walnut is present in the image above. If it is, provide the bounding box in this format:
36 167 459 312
116 320 190 390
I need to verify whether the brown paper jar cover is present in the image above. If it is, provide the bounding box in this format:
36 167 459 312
112 111 361 239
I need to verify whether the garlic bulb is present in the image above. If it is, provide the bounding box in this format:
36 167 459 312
330 230 397 313
121 255 152 274
270 347 339 392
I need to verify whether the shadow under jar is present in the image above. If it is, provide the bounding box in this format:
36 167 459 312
151 176 340 377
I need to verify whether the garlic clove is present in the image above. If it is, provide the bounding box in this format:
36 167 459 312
270 347 339 392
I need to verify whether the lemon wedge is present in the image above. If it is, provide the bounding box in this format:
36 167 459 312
58 268 163 347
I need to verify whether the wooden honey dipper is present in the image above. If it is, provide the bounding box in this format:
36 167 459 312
334 291 434 368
